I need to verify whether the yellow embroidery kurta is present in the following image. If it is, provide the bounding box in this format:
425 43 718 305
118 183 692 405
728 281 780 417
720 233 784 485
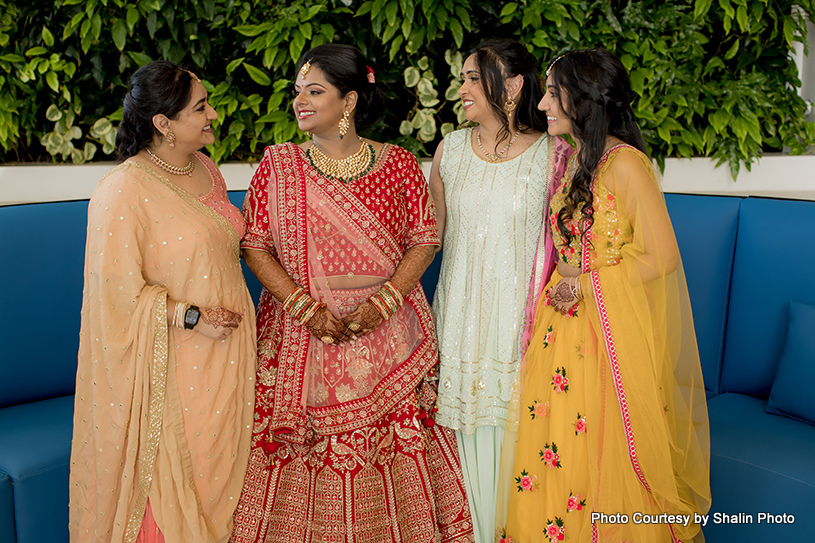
69 159 256 543
503 146 710 543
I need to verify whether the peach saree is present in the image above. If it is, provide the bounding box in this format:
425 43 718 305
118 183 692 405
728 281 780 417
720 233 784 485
69 155 256 543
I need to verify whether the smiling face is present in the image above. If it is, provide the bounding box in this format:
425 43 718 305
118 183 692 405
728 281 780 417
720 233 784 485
538 73 574 140
292 65 354 138
458 54 493 124
165 81 218 150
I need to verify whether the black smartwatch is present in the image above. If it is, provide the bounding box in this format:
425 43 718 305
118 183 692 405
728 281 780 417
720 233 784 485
184 305 201 329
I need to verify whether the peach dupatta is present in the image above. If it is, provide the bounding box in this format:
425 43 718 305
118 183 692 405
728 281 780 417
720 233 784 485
69 160 256 543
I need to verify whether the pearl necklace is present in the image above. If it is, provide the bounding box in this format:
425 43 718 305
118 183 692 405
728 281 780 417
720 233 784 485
477 127 520 162
147 149 195 177
305 138 375 183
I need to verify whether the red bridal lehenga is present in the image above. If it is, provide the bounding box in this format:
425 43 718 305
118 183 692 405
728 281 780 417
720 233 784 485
230 142 474 543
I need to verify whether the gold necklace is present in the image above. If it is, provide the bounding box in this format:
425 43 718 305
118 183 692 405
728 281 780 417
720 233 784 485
305 138 375 183
147 148 195 177
477 127 520 162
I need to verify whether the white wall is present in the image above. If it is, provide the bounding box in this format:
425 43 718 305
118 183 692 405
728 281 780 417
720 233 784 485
2 154 814 206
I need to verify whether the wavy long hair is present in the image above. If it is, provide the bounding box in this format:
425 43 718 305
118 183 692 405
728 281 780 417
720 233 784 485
466 39 548 152
547 48 645 245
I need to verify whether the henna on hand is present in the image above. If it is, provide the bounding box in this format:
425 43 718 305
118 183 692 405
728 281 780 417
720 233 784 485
304 307 354 344
341 301 384 338
550 279 579 314
201 307 242 329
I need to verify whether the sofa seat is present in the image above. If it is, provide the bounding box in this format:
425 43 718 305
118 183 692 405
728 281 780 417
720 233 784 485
704 392 815 542
0 394 73 543
0 471 14 542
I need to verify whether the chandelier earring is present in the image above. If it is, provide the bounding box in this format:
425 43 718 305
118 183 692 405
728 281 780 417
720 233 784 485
504 99 517 120
338 110 350 139
166 131 176 148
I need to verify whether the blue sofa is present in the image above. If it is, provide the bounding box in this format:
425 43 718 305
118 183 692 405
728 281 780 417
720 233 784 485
1 192 813 542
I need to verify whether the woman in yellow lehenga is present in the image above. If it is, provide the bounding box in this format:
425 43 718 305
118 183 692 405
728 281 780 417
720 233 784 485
500 49 710 543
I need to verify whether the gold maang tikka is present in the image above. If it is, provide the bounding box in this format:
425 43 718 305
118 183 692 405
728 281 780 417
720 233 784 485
299 60 311 79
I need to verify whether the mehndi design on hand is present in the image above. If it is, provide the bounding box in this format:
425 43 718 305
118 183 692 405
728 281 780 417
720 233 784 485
201 307 242 329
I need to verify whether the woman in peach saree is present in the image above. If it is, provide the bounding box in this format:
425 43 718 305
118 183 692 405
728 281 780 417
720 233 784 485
69 61 256 543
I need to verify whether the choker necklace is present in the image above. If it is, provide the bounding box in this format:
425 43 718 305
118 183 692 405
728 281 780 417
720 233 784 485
147 149 195 177
305 138 375 183
477 127 520 162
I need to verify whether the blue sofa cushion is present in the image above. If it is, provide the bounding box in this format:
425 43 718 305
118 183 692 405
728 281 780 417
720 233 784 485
665 194 740 396
721 198 815 397
705 393 815 540
765 301 815 425
0 201 87 408
0 471 15 543
0 395 73 543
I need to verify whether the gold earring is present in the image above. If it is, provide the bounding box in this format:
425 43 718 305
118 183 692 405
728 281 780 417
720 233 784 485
166 131 176 147
338 110 350 139
504 99 517 119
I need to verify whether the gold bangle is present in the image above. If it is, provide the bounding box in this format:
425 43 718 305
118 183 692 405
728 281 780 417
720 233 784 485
174 302 188 330
283 286 305 309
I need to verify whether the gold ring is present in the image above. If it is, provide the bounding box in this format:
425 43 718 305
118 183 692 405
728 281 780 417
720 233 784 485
348 322 362 332
321 335 334 344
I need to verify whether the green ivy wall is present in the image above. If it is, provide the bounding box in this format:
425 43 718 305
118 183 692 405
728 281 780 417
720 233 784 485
1 0 814 178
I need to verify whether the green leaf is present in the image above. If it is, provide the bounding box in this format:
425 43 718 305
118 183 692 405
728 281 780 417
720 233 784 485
25 47 48 56
84 142 97 161
449 18 463 48
417 78 433 96
709 109 728 133
112 18 127 51
226 57 245 74
693 0 712 19
723 40 739 60
629 69 647 96
441 122 455 137
500 2 518 18
389 35 404 62
736 5 749 32
0 54 24 63
42 27 55 47
46 104 63 122
399 120 413 135
419 89 439 107
244 63 271 86
404 67 420 87
46 71 59 92
445 81 461 101
126 7 140 30
127 51 152 67
90 117 113 136
257 111 289 123
385 0 398 26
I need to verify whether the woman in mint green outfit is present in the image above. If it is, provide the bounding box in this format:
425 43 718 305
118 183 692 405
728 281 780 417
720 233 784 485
429 39 572 543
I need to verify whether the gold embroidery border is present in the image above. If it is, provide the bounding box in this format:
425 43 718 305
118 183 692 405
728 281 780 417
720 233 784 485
124 292 169 542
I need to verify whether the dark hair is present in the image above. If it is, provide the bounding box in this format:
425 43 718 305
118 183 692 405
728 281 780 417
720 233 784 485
466 39 548 152
115 60 199 161
547 48 645 245
297 44 386 134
